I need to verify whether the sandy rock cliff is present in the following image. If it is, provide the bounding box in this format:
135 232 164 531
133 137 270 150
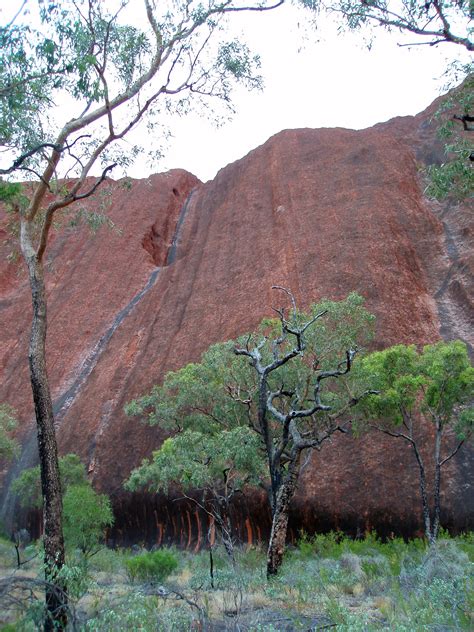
0 93 472 544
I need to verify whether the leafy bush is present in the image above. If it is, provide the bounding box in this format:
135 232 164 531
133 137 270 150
125 549 178 584
88 546 127 575
84 593 192 632
63 484 114 557
12 453 88 509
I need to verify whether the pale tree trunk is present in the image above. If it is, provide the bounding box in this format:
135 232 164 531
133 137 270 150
431 419 443 543
219 510 235 564
214 498 235 564
412 442 435 546
266 451 301 577
22 223 67 630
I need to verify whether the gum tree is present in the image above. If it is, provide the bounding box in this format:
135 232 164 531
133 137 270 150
356 341 474 545
234 288 376 575
0 0 284 626
127 290 376 576
126 428 264 563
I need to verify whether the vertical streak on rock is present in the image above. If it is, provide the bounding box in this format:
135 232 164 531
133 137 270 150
1 185 198 533
165 188 197 266
194 508 202 552
186 510 192 549
245 517 253 548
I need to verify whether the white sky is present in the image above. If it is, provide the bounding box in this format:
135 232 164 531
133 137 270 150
128 3 465 182
2 1 469 183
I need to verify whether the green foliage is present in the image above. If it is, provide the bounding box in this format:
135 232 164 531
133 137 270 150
0 531 472 630
126 293 374 522
0 0 271 181
355 340 474 434
126 426 264 495
10 453 113 558
0 403 18 461
11 453 88 509
56 560 94 600
0 180 22 204
84 592 193 632
127 293 374 433
62 484 114 557
125 548 178 584
426 70 474 201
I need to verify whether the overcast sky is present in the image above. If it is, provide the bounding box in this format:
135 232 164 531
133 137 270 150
131 3 465 182
2 1 468 183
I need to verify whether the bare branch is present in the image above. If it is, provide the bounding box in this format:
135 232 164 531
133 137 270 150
369 422 414 443
36 163 116 260
329 0 473 51
439 438 466 467
0 136 91 176
272 285 297 321
453 114 474 132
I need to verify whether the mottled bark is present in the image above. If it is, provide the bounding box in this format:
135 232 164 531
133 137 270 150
411 441 433 544
22 225 67 630
219 510 236 564
267 451 301 577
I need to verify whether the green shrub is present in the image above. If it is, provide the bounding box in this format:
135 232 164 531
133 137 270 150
125 548 178 584
88 546 126 574
297 530 342 559
63 484 114 557
12 453 88 509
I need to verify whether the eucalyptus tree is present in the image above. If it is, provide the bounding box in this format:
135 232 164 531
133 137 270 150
126 428 264 562
0 0 284 626
126 290 376 576
233 288 376 575
355 340 474 545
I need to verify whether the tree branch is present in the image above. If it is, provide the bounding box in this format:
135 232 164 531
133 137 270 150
36 163 116 260
439 438 466 467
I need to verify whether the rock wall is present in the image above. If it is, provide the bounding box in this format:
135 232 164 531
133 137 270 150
1 96 472 542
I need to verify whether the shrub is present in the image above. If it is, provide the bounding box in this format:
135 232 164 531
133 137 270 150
63 484 114 558
125 549 178 584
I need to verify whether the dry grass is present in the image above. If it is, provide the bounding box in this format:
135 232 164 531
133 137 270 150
0 533 472 630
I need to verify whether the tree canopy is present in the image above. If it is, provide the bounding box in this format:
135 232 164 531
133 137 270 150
323 1 473 51
357 340 473 436
126 292 375 456
0 0 282 188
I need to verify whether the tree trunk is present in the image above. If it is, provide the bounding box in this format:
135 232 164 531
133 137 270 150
24 247 67 630
215 499 235 564
412 442 433 546
266 452 301 577
431 420 443 544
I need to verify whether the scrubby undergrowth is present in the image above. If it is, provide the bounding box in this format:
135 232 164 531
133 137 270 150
0 532 472 631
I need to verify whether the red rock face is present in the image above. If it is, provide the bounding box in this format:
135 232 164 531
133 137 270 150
1 98 472 542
